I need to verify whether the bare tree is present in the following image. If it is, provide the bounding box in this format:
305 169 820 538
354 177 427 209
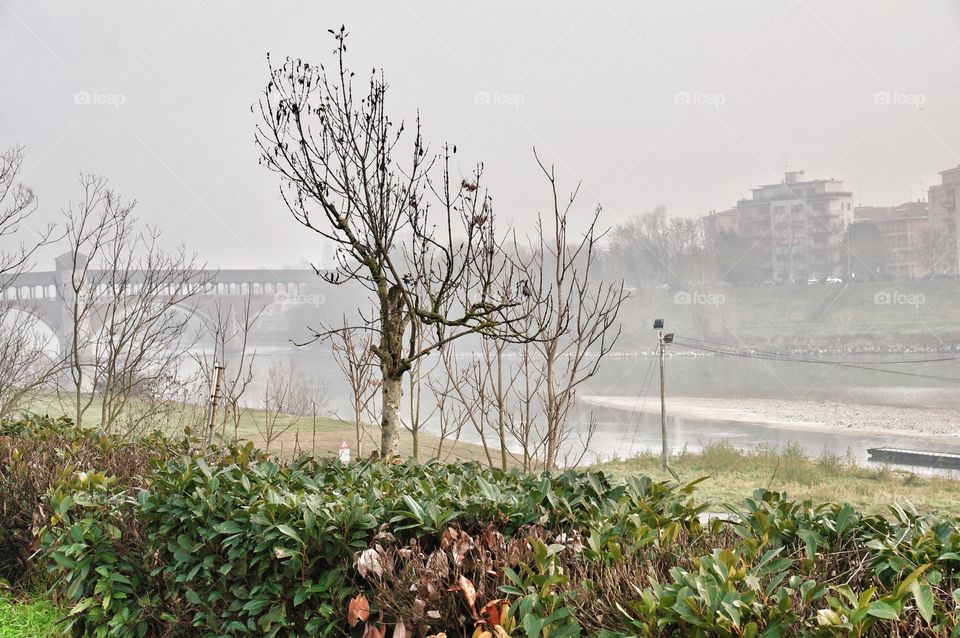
423 346 468 462
453 337 522 470
0 146 53 277
256 29 530 456
193 294 263 442
433 342 490 466
506 337 549 470
520 154 628 468
329 315 379 456
0 146 59 417
58 175 212 433
608 206 707 287
257 357 328 453
404 329 443 460
918 227 953 278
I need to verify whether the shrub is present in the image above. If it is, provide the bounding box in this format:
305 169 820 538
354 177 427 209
23 425 960 637
139 456 360 637
40 472 165 638
0 416 158 585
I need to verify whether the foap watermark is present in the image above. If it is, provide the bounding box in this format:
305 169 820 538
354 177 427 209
673 290 726 307
73 90 126 108
673 90 726 108
265 291 327 315
473 90 526 109
873 90 925 109
873 290 925 308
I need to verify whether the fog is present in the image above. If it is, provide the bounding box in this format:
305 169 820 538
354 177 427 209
2 1 959 268
3 1 960 470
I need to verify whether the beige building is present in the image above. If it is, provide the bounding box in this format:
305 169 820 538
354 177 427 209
701 207 738 242
927 165 960 277
735 171 854 282
853 202 930 279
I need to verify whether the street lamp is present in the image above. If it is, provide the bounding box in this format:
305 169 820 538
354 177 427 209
653 319 669 470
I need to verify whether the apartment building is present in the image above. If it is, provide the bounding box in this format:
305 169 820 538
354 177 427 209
927 165 960 276
701 207 738 243
734 171 854 282
853 202 929 279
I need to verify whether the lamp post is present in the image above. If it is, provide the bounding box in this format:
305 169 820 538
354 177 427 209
653 320 673 470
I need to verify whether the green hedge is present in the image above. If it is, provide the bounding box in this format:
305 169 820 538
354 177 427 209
6 418 960 636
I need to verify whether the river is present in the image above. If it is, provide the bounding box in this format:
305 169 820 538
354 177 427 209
237 345 960 470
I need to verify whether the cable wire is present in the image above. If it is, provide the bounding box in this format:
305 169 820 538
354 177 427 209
614 343 658 453
673 339 960 384
679 335 960 365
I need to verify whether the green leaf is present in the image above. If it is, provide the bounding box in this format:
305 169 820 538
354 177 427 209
894 563 929 598
401 495 425 523
866 600 899 620
276 524 303 545
910 580 934 624
523 614 545 638
214 520 244 534
69 598 96 616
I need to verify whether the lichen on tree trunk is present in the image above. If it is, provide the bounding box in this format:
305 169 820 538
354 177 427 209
380 373 403 457
378 283 409 457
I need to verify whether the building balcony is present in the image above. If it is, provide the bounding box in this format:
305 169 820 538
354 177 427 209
809 225 842 235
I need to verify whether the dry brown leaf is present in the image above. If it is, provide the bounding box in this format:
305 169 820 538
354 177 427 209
458 574 477 608
479 599 504 627
356 548 384 579
394 619 408 638
440 526 458 550
347 593 370 627
412 598 426 617
453 533 474 565
364 624 386 638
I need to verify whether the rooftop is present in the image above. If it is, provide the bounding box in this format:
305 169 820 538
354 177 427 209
854 201 928 223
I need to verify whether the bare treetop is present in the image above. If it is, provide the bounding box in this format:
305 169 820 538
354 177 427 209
256 28 534 455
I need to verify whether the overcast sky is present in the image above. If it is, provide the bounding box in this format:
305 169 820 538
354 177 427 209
2 1 959 269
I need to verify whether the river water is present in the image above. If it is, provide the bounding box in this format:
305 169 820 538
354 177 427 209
239 345 960 470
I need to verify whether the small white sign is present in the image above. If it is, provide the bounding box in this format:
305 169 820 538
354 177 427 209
338 440 350 463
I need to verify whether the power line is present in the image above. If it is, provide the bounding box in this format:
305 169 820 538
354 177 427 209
673 339 960 385
679 336 960 365
620 344 658 454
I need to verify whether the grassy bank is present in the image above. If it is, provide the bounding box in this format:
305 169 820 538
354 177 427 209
0 594 61 638
623 279 960 349
597 440 960 513
22 393 493 464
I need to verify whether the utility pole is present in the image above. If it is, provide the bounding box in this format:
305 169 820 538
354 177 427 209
653 320 673 470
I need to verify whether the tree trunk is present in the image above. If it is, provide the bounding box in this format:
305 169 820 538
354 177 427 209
380 373 403 456
378 283 407 458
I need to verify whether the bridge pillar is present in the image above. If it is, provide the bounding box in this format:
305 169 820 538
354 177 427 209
51 252 86 354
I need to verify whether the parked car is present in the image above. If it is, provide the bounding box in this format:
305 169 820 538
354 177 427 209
825 276 843 284
806 277 820 285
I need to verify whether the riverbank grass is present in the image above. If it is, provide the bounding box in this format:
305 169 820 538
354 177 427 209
22 393 493 464
0 593 62 638
597 440 960 514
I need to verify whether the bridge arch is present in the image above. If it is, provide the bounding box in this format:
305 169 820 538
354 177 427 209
0 307 61 357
